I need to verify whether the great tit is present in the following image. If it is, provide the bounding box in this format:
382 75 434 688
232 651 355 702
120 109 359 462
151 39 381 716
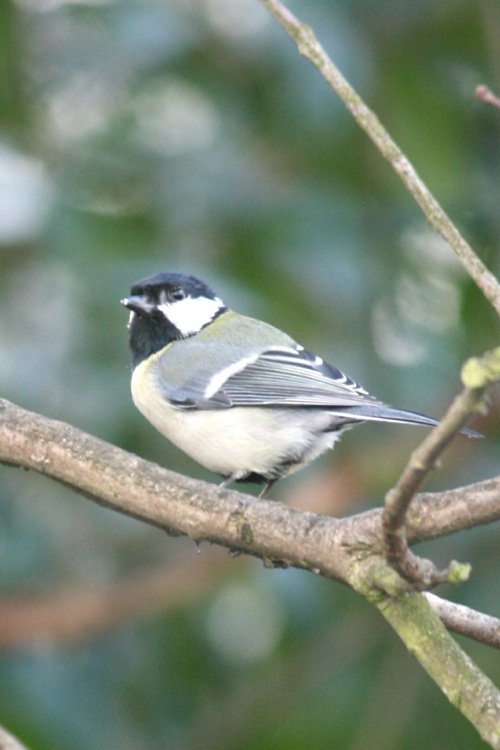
122 272 477 496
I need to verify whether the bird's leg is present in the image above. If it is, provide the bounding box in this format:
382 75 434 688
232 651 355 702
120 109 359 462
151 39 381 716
218 476 234 493
258 479 277 499
219 476 277 498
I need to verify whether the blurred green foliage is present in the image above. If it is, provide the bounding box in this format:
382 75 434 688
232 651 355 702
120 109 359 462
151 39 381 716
0 1 499 748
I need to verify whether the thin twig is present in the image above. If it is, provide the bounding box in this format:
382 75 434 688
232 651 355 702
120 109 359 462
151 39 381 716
0 725 30 750
260 0 500 315
476 84 500 109
382 348 500 587
425 593 500 650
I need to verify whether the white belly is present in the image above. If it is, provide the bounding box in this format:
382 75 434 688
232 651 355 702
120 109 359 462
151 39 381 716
131 359 341 480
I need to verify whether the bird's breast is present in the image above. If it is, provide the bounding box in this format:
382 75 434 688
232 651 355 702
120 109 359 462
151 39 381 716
130 358 340 479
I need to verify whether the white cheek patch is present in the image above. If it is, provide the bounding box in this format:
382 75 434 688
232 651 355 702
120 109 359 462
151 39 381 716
158 296 224 336
127 311 136 329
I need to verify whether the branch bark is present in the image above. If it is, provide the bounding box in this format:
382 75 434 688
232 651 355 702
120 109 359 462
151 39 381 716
424 593 500 650
376 592 500 748
382 348 500 587
1 398 500 745
1 399 498 579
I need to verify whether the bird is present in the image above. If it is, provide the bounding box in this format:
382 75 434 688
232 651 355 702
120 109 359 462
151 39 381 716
121 272 478 497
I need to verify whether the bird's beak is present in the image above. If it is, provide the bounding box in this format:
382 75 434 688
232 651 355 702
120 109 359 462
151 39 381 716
120 295 154 314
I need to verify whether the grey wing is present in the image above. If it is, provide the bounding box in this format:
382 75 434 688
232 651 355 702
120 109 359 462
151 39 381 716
218 347 445 429
218 347 382 408
155 341 262 408
156 342 476 433
160 344 383 411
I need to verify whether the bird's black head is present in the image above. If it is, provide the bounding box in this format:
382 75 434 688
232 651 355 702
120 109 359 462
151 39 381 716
121 272 226 366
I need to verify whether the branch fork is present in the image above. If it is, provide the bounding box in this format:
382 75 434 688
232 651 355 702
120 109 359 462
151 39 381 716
382 347 500 588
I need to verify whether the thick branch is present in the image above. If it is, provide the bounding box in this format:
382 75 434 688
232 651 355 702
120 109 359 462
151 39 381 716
377 593 500 748
0 397 498 651
1 398 500 745
260 0 500 315
1 398 497 576
403 478 500 541
0 397 499 612
0 400 355 581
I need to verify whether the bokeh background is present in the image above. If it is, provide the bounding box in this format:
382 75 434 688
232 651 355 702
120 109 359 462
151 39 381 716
1 1 499 748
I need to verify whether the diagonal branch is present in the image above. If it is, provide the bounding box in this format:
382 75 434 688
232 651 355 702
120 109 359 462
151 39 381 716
375 591 500 748
247 3 500 741
0 724 30 750
260 0 500 315
382 347 500 587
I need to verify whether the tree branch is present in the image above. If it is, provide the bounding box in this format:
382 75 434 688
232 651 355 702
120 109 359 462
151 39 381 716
403 477 500 541
376 592 500 748
0 400 353 582
476 84 500 109
382 347 500 587
260 0 500 315
424 593 500 650
1 397 500 744
0 725 30 750
1 398 497 579
253 7 500 735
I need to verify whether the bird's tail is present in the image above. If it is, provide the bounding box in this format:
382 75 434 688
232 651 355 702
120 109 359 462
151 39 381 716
333 404 481 438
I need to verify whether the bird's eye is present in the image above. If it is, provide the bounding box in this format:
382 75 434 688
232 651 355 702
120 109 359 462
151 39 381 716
170 288 185 301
